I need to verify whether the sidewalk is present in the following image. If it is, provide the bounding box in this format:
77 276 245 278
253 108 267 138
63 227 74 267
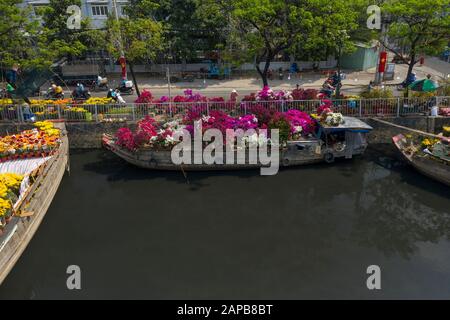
105 57 448 95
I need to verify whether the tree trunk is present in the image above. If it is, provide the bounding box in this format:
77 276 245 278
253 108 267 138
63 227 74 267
255 53 273 87
405 52 416 97
336 46 342 98
406 56 416 81
129 62 140 97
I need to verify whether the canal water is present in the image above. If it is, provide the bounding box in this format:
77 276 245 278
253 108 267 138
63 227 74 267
0 145 449 299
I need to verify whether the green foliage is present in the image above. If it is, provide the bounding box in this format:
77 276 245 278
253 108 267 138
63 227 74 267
268 114 291 145
105 17 163 63
291 0 360 61
39 0 106 59
0 0 49 69
360 88 394 99
381 0 450 74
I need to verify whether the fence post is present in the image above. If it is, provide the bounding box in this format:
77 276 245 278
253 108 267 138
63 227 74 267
396 98 401 117
16 105 23 123
207 102 210 116
95 104 98 122
132 104 136 121
359 100 362 118
57 105 62 120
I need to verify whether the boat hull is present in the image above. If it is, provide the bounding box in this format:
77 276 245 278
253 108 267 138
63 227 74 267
103 134 367 171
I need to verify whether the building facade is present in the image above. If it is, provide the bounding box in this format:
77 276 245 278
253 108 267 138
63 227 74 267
20 0 129 29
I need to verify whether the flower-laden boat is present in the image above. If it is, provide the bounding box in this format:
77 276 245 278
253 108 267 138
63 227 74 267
0 121 68 284
103 107 373 172
393 127 450 186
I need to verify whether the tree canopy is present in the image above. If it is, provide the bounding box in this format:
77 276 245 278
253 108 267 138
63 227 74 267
106 14 163 95
381 0 450 80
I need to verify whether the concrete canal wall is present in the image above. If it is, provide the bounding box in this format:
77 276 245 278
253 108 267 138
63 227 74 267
367 117 450 144
0 116 449 148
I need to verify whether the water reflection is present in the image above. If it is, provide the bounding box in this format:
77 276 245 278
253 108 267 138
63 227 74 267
352 147 450 258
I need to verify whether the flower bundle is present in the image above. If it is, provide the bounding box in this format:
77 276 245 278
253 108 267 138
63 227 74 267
30 99 73 106
116 128 137 151
134 90 153 104
317 100 333 117
0 122 60 161
421 138 441 150
0 173 24 230
235 114 259 130
0 99 14 105
133 116 158 147
0 173 23 194
84 97 114 105
324 113 345 126
284 110 316 135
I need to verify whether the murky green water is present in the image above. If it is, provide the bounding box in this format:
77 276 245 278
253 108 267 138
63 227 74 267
0 145 449 299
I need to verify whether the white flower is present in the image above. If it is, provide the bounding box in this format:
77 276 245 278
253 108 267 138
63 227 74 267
248 133 259 146
294 126 303 133
165 135 175 144
258 133 268 146
252 116 258 123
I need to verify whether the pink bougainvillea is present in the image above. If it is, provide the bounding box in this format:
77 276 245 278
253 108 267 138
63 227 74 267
116 127 136 151
284 109 316 135
134 90 153 104
133 115 158 146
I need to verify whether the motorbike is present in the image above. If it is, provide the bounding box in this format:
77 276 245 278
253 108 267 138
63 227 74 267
71 88 91 100
91 77 109 92
397 73 417 90
116 80 134 95
45 88 65 100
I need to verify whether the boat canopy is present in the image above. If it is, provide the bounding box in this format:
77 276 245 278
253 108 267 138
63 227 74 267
319 117 373 133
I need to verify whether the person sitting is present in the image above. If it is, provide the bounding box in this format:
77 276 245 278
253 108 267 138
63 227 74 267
321 80 335 97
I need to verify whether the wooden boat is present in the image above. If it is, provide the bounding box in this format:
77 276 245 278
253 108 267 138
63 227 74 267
0 123 69 284
103 116 373 171
393 134 450 186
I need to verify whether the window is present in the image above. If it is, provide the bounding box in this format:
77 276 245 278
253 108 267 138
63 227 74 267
91 5 109 17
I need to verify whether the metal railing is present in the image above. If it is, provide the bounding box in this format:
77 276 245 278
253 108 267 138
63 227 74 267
0 96 448 123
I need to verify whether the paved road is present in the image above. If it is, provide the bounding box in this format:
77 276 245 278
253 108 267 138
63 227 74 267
33 56 449 102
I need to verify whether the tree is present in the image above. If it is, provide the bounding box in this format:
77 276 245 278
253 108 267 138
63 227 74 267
222 0 312 86
291 1 359 96
106 17 163 96
0 0 50 70
381 0 450 82
39 0 106 59
207 0 360 87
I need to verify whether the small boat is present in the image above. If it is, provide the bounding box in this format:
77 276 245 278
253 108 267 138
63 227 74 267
103 116 373 171
393 134 450 186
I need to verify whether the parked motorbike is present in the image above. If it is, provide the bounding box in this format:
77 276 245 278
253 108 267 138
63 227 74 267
116 80 134 95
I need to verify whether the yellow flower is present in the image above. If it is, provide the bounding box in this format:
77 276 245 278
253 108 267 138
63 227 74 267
0 198 12 217
0 173 23 192
0 182 8 198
